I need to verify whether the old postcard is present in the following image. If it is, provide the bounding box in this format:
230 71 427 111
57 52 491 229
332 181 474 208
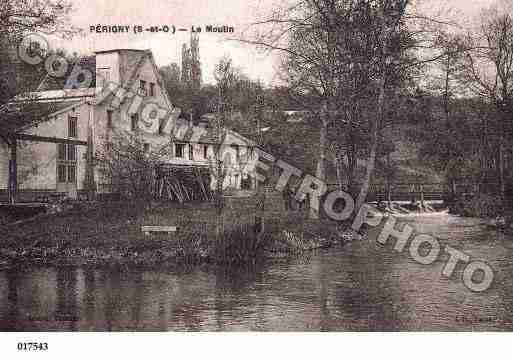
0 0 512 356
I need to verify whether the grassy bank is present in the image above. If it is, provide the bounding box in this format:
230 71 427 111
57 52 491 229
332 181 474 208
449 194 504 218
447 193 513 233
0 200 362 268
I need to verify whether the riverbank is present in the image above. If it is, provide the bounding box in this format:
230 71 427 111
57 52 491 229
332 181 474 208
448 194 503 218
447 193 513 232
0 201 363 269
0 213 508 331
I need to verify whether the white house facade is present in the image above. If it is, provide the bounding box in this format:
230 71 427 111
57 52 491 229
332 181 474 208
0 48 258 202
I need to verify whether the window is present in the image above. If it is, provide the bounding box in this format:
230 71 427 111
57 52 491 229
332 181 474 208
57 143 77 184
175 143 185 158
189 144 194 160
231 144 239 161
58 143 66 160
143 143 150 153
107 110 113 129
203 145 209 159
97 67 110 88
68 116 77 138
149 82 155 96
58 143 76 161
131 113 138 131
67 165 76 183
139 80 147 96
58 164 67 183
104 141 113 152
241 175 252 190
158 120 164 135
67 144 76 161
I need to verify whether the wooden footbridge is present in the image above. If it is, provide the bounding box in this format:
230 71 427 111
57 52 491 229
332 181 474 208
367 182 496 203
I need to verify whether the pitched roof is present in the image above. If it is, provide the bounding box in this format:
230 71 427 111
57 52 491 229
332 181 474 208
118 50 148 86
171 124 220 144
95 49 175 111
0 99 85 133
14 88 96 102
171 124 256 146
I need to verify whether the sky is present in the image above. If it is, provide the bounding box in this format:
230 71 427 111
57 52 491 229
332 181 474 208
48 0 497 86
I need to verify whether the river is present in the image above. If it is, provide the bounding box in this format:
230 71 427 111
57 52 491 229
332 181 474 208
1 214 513 331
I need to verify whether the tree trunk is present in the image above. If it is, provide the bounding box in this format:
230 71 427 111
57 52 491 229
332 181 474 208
8 138 17 204
444 53 451 124
356 74 386 212
215 152 224 240
480 113 488 188
335 155 343 192
420 184 425 211
499 140 505 200
86 129 96 200
346 133 357 197
345 104 358 197
214 106 224 241
312 101 329 219
386 152 392 208
355 1 401 213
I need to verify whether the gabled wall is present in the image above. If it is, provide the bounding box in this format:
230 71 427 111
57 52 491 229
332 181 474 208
95 52 120 89
0 102 91 192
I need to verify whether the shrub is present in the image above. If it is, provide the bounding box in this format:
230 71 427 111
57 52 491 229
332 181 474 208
173 230 209 265
214 223 268 264
453 194 503 218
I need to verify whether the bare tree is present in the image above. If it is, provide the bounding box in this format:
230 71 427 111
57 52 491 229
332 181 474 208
239 0 415 219
0 0 78 108
453 2 513 200
0 0 78 38
96 132 172 205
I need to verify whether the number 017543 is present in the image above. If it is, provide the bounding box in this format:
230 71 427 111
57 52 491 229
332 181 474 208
17 342 48 351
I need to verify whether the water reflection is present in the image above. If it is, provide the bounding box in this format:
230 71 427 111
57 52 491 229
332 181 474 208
1 215 513 331
55 267 78 329
83 269 96 329
4 267 19 331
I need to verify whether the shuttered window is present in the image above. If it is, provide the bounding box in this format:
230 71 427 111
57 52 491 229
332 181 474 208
57 144 77 184
57 164 67 183
67 144 76 161
58 143 66 160
67 165 76 183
